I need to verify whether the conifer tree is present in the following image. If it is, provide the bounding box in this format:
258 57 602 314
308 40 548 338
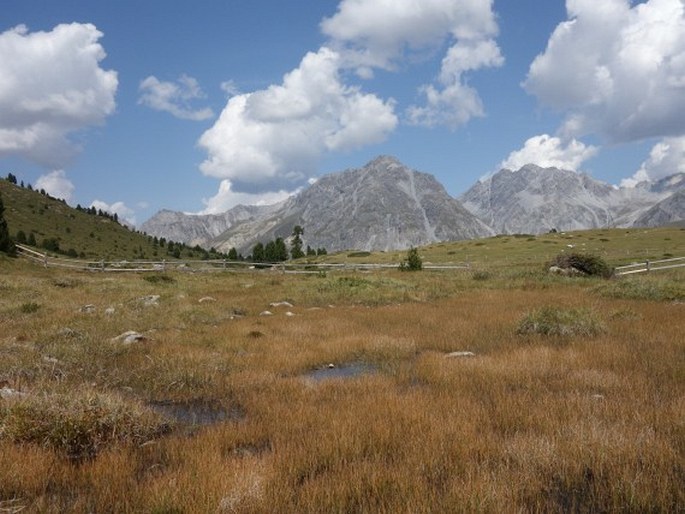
0 193 14 255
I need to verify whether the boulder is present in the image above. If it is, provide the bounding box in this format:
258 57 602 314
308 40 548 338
446 351 476 358
111 331 148 344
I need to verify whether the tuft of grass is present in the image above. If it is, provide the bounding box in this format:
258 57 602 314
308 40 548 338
20 302 40 313
0 391 171 460
143 274 175 284
594 277 685 302
517 307 606 338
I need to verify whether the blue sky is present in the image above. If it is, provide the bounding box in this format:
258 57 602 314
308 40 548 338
1 0 684 225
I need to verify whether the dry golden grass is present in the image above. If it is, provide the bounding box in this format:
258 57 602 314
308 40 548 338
0 257 683 512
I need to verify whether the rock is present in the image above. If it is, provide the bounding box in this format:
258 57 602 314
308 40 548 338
327 363 335 369
259 310 273 316
549 266 564 275
139 295 160 307
79 304 96 314
42 356 60 364
446 351 476 358
105 307 116 316
0 387 28 400
285 311 296 317
199 296 217 303
270 301 293 308
112 331 148 344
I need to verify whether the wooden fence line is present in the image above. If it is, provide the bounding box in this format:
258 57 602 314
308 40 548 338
14 244 471 274
615 256 685 275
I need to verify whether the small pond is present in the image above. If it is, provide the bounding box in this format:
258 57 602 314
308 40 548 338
303 363 376 382
149 399 244 426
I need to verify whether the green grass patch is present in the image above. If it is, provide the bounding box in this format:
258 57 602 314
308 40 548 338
517 307 606 338
594 277 685 302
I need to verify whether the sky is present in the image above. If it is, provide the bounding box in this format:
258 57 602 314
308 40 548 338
1 0 684 226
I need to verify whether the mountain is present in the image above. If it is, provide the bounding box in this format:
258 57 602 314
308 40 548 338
460 164 685 234
144 156 494 254
632 189 685 227
140 204 281 248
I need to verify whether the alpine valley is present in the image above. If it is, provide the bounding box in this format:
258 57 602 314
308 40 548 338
141 157 685 253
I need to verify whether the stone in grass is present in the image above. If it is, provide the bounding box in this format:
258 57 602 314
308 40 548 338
0 386 28 400
111 331 148 345
199 296 217 303
445 351 476 358
285 311 296 317
269 301 293 308
138 295 160 307
259 310 273 316
79 304 96 314
105 307 116 316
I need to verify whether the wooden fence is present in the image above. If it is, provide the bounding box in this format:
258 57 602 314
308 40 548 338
14 244 471 274
615 256 685 275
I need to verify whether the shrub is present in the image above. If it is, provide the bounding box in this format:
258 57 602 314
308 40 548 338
517 307 606 338
399 247 422 271
550 252 613 278
143 274 175 284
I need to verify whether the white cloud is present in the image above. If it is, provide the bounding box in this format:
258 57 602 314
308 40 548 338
0 23 118 168
322 0 503 129
200 180 295 214
321 0 499 71
621 136 685 187
198 47 397 194
524 0 685 143
501 134 599 171
220 80 240 97
407 39 503 128
90 200 136 226
35 170 75 203
138 74 214 121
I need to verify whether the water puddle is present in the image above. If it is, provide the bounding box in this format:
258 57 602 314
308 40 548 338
303 363 376 382
149 399 244 426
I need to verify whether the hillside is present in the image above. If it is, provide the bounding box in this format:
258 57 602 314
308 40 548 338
0 178 215 261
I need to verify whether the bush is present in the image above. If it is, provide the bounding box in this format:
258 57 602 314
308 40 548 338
550 252 613 278
399 247 422 271
517 307 606 338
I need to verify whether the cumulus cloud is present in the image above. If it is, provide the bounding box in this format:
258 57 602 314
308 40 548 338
524 0 685 143
407 39 503 128
199 0 502 207
0 23 118 168
621 136 685 187
90 200 137 226
198 47 397 194
500 134 599 171
35 170 75 203
200 180 296 214
138 74 214 121
323 0 503 129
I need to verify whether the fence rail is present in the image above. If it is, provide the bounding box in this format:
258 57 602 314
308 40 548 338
615 256 685 275
14 245 470 274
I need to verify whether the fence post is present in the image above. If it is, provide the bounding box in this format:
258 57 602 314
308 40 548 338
101 260 105 272
162 259 166 272
43 253 48 268
646 260 651 272
223 259 226 269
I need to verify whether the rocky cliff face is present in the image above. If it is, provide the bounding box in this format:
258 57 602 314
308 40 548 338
460 165 684 234
139 204 280 247
210 156 493 253
633 189 685 227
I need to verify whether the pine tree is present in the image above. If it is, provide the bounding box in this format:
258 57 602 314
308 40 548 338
0 193 14 255
252 242 265 262
290 225 305 259
228 247 238 261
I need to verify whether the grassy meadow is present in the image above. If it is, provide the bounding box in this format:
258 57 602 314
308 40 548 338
0 229 684 512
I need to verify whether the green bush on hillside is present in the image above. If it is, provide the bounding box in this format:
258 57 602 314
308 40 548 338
550 252 613 278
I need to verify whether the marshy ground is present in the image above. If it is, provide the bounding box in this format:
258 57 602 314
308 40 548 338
1 230 684 512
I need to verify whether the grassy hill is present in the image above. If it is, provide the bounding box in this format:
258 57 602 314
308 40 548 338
0 178 221 261
315 226 685 270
